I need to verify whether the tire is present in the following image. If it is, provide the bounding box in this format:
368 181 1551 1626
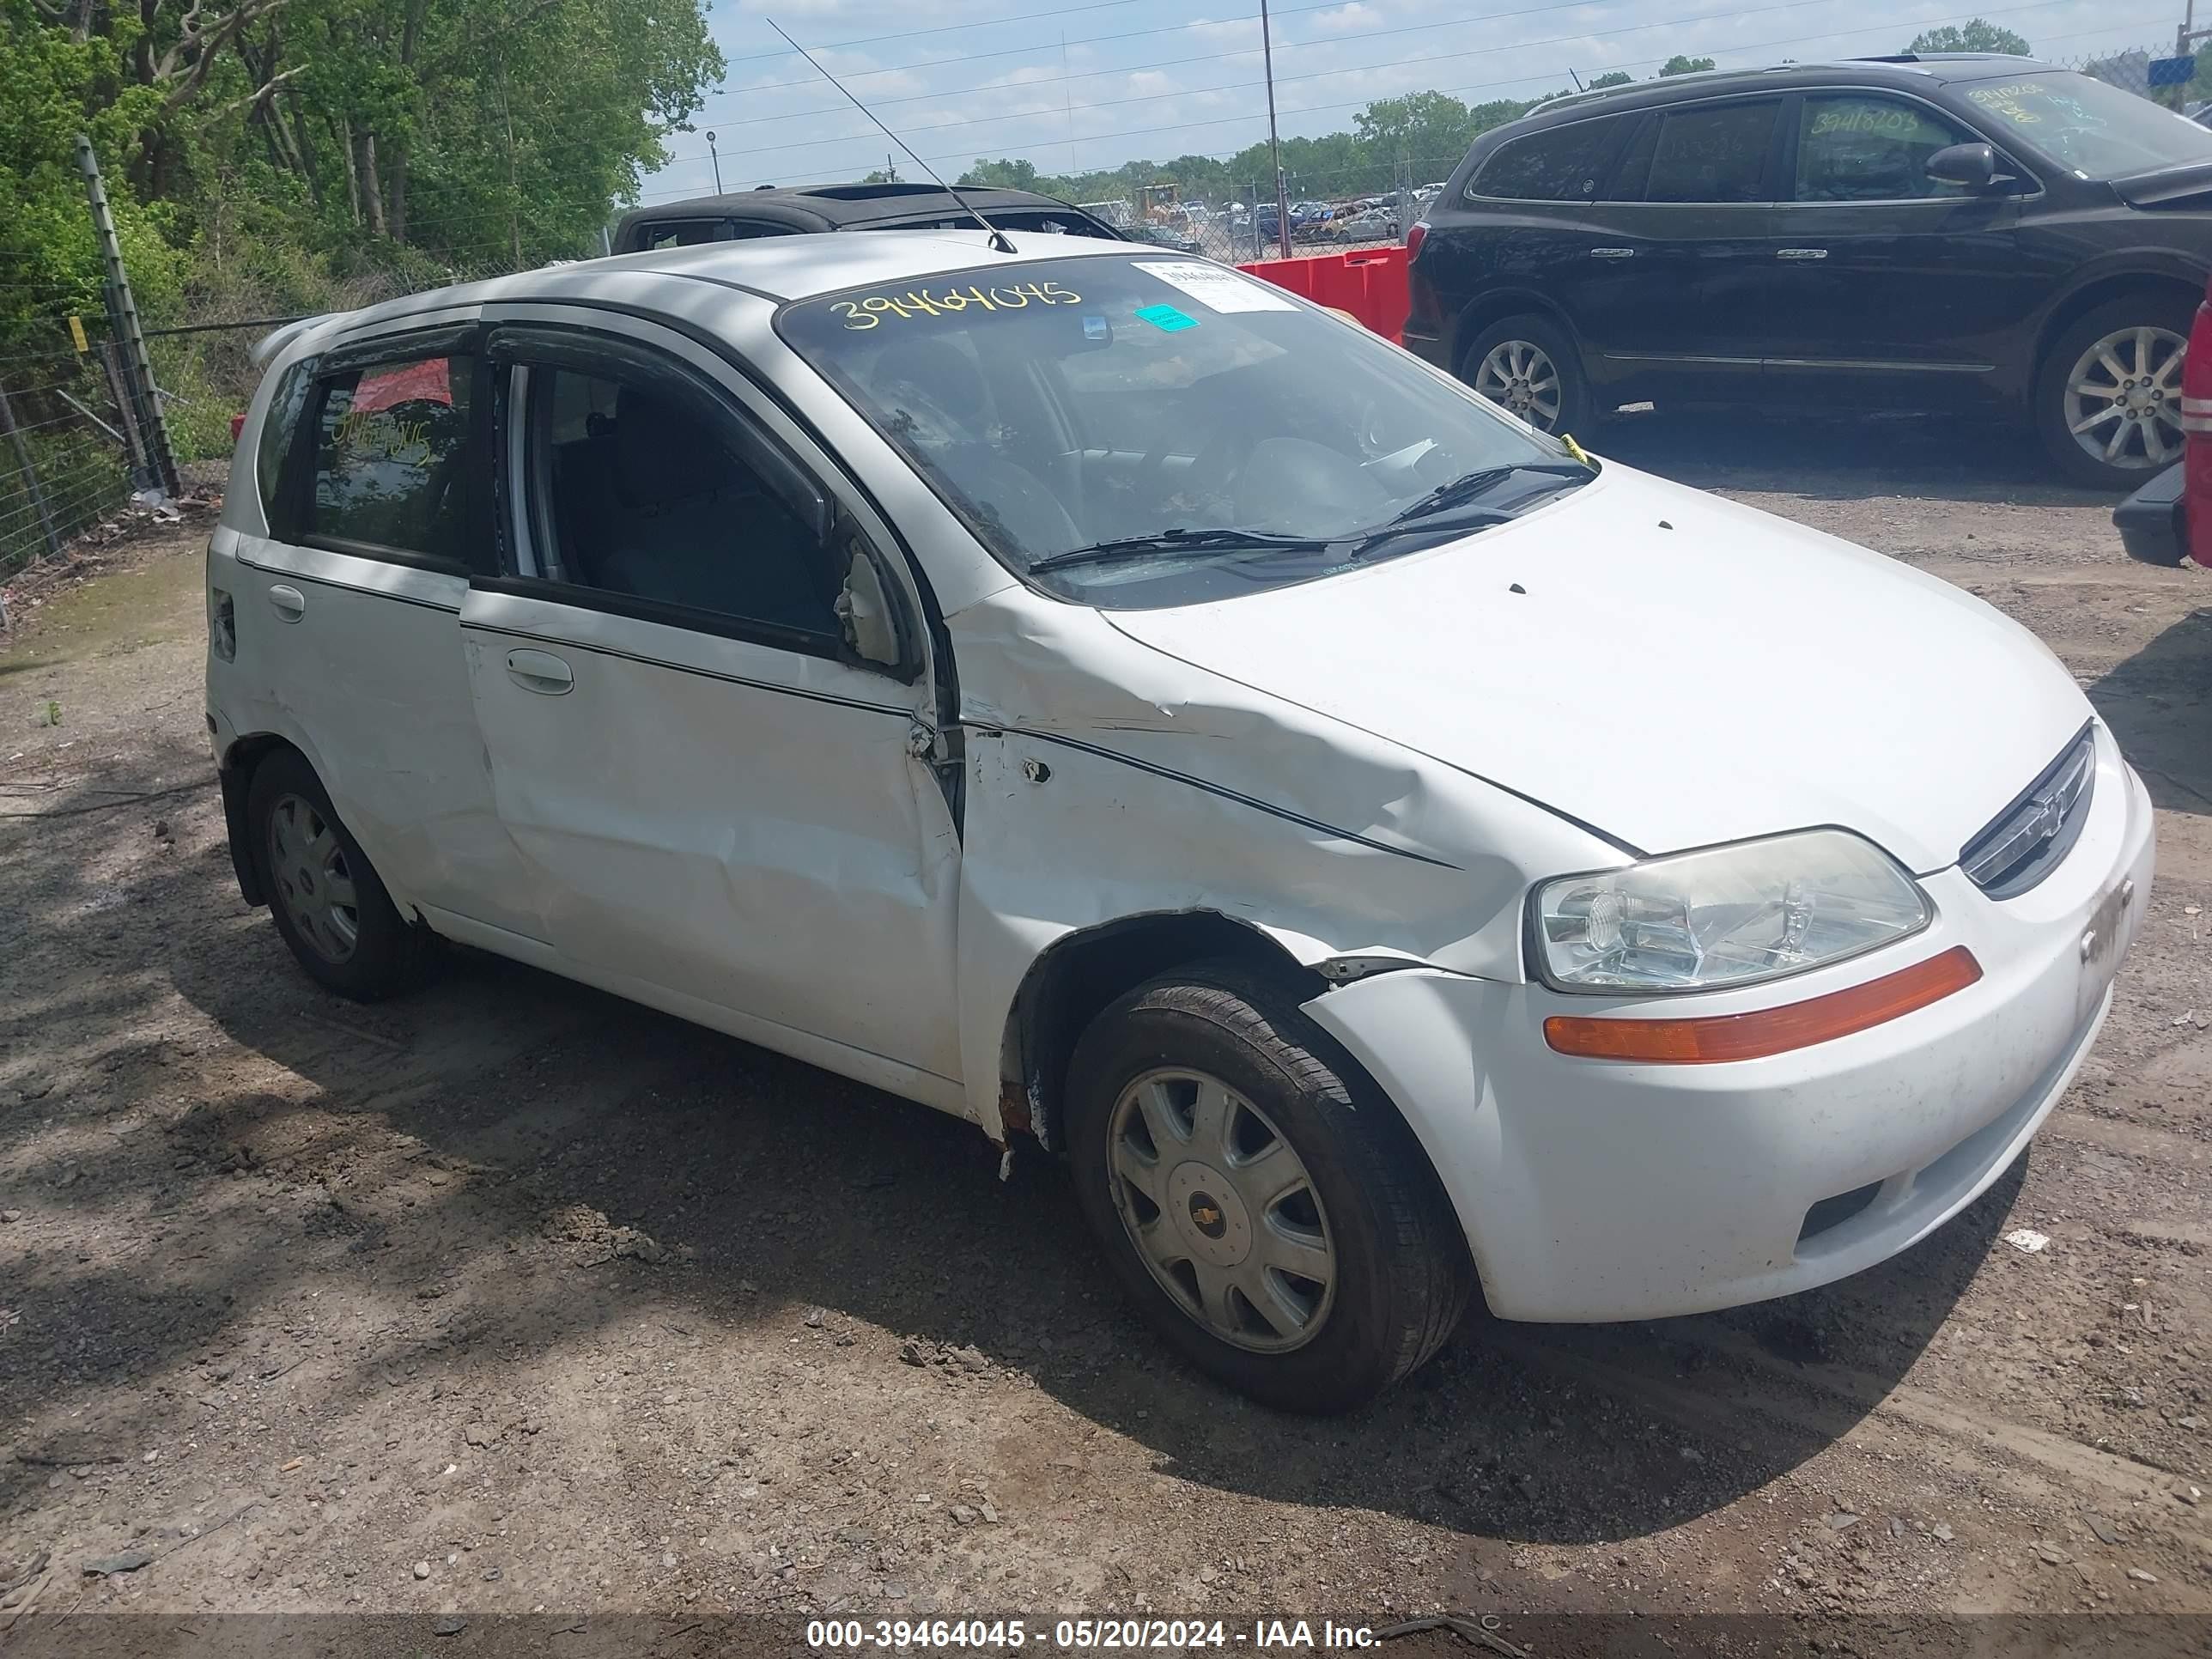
246 749 434 1000
2035 294 2193 490
1065 959 1473 1413
1460 312 1590 438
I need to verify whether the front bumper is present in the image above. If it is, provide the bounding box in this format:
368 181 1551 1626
1302 731 2155 1322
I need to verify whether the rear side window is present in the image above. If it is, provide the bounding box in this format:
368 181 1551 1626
254 358 314 531
1638 100 1781 203
1472 117 1621 201
638 221 730 250
307 354 476 563
635 219 797 249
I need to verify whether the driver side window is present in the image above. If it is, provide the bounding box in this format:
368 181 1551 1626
1793 95 1972 202
307 354 477 566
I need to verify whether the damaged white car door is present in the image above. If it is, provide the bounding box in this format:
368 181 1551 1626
454 308 964 1101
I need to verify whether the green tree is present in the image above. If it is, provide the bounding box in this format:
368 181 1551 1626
0 0 724 282
1588 70 1633 88
958 157 1040 191
1906 19 2030 54
1353 90 1474 173
1659 55 1717 76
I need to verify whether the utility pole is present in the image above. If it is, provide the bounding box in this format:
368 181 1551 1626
1261 0 1291 259
708 131 724 193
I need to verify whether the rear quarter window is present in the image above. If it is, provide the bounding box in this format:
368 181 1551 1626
1472 117 1622 201
254 358 315 533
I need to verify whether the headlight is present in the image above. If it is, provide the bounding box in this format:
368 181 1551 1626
1531 829 1930 994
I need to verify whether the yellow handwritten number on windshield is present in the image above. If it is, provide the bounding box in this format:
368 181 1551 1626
831 281 1083 330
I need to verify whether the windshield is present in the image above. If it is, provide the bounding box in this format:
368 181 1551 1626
778 254 1584 606
1958 70 2212 178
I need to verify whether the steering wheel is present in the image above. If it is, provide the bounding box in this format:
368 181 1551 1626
1135 421 1261 516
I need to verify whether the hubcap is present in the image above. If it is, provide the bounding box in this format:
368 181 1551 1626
1104 1068 1336 1353
2064 325 2185 471
265 793 361 964
1473 339 1563 430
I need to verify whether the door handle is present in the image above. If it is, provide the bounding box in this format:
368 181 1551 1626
267 584 306 622
1776 247 1829 260
1588 246 1636 259
505 647 574 696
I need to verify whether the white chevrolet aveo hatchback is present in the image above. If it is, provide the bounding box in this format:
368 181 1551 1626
209 232 2153 1411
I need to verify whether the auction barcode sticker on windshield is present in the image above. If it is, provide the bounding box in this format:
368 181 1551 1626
1135 260 1297 313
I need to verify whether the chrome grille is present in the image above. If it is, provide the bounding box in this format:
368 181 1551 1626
1960 725 2096 900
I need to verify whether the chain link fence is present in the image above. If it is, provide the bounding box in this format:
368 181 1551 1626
0 301 143 579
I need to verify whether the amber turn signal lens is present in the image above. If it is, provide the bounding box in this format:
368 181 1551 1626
1543 945 1983 1064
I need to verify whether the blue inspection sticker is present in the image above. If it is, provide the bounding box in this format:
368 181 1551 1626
1133 303 1198 332
1083 314 1109 340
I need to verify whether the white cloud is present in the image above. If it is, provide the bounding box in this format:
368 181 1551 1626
1309 3 1386 36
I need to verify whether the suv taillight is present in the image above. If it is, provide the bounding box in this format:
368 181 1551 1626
2184 296 2212 568
1406 221 1428 263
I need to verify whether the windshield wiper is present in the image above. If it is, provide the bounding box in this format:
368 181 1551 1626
1028 527 1336 574
1384 460 1594 526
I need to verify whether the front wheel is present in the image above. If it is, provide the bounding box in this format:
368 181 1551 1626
1065 961 1472 1413
1461 312 1590 438
2036 295 2192 490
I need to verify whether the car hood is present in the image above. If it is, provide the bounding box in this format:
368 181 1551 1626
1100 465 2090 872
2110 160 2212 210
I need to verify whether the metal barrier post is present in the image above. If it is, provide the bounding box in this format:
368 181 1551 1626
75 134 180 499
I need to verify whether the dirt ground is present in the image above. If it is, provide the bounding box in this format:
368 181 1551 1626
3 413 2209 1656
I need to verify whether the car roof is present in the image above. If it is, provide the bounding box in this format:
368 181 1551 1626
280 230 1152 356
615 183 1098 234
1512 52 2053 125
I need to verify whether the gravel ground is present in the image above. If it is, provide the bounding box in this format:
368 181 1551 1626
1 414 2209 1656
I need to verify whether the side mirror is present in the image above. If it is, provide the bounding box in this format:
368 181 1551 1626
835 537 908 672
1925 142 2009 191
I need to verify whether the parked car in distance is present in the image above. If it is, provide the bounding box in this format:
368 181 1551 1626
1404 54 2212 488
1126 222 1201 254
1313 207 1400 243
612 182 1124 253
213 231 2150 1412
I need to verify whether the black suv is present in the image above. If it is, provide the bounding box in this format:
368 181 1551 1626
614 182 1123 253
1402 55 2212 488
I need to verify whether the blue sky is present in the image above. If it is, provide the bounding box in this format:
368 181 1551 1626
635 0 2181 201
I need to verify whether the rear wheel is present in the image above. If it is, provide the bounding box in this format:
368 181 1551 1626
1065 960 1472 1413
2037 295 2192 490
1461 312 1589 438
246 750 434 1000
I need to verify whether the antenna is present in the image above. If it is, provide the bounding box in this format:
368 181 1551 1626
767 18 1017 256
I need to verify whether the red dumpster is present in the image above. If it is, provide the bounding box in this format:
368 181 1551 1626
1236 246 1410 343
